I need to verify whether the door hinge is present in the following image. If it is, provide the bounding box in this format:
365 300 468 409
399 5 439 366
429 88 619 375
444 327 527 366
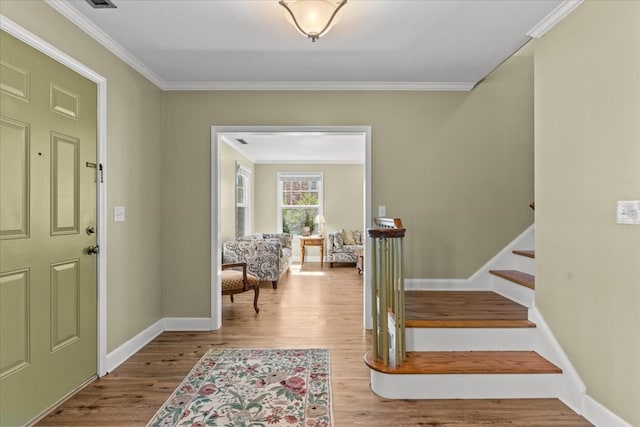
99 163 104 183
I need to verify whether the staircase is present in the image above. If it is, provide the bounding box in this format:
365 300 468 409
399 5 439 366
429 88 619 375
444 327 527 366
365 208 585 407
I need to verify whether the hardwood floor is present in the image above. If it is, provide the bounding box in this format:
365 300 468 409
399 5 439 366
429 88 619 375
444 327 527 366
38 263 591 426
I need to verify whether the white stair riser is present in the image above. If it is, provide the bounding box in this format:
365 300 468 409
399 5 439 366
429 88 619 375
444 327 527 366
512 255 535 275
406 328 537 351
370 371 563 399
491 276 535 307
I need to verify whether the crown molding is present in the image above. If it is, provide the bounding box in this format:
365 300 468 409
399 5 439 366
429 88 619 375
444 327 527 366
527 0 584 39
162 81 476 92
45 0 166 89
45 0 475 92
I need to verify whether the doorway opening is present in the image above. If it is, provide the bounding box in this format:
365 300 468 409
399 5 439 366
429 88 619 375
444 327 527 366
210 126 372 329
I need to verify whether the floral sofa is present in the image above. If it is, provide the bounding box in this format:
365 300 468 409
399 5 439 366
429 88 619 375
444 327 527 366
222 233 293 289
326 229 364 267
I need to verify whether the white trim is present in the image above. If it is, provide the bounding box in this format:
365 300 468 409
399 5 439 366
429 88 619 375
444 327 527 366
529 306 586 413
163 317 213 331
163 81 476 92
212 125 372 331
527 0 584 39
468 224 535 285
34 0 478 93
0 15 109 377
105 319 164 373
406 327 537 352
211 127 222 330
370 371 564 399
44 0 165 89
582 395 633 427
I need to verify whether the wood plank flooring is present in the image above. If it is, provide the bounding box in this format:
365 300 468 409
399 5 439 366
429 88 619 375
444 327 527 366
37 263 591 427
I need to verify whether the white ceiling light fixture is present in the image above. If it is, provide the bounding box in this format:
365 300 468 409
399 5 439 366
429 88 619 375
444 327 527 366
279 0 347 42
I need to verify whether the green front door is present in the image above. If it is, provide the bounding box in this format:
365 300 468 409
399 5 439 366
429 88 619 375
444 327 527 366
0 31 98 426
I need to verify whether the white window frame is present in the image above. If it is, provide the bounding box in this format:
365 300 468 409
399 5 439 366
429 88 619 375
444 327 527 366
277 172 323 236
236 164 251 238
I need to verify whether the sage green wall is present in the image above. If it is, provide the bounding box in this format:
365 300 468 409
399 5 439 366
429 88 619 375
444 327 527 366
162 53 534 317
254 163 364 258
218 143 254 246
2 1 165 352
534 2 640 424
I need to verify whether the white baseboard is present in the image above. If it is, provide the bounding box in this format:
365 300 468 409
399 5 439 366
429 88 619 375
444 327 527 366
105 317 213 373
581 395 632 427
529 306 585 412
105 319 164 373
163 317 213 331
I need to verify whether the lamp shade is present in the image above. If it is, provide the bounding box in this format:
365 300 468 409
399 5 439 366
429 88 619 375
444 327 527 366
314 214 326 224
279 0 347 42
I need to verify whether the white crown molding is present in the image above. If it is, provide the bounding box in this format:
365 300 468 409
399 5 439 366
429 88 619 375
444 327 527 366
527 0 584 39
45 0 166 89
44 1 477 92
162 81 476 92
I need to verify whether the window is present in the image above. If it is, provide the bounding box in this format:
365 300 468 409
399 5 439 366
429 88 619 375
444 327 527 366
236 164 251 238
277 172 323 236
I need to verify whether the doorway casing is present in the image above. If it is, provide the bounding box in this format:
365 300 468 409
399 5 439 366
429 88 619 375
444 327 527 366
210 126 373 329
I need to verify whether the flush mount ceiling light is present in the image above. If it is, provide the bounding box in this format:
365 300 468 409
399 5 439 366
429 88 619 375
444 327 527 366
279 0 347 42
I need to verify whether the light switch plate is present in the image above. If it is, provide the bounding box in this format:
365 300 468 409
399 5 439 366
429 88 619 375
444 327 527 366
617 201 640 225
114 206 126 223
378 205 386 217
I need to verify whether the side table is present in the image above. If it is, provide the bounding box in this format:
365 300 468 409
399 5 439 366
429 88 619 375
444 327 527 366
300 235 325 267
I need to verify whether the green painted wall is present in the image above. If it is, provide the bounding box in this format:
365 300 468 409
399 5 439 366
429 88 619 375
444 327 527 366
534 1 640 424
1 1 165 352
162 53 534 317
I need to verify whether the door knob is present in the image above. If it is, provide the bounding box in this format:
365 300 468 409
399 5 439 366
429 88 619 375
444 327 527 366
87 245 100 255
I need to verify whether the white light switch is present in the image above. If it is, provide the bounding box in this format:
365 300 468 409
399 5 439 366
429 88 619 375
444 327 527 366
617 201 640 225
114 206 126 223
378 205 386 217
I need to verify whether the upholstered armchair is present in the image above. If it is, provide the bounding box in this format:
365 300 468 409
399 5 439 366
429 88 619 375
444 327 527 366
221 262 260 313
222 233 293 289
326 229 364 267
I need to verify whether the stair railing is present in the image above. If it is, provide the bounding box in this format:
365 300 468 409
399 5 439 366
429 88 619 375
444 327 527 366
368 217 406 367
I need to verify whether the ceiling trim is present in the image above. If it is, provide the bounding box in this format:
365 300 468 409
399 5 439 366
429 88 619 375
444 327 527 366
43 0 476 92
163 81 476 91
45 0 167 88
527 0 584 39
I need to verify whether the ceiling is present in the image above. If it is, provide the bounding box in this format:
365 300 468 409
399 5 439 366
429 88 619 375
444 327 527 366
43 0 580 162
220 131 366 164
47 0 579 91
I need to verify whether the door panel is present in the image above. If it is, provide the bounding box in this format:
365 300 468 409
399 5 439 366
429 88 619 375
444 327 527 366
0 31 97 426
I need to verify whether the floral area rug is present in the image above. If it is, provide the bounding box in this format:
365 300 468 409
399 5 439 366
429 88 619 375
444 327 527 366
147 348 332 427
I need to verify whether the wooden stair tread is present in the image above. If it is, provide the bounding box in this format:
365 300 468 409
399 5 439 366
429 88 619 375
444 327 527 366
489 270 535 289
513 249 535 258
406 319 536 328
365 351 562 375
406 291 529 323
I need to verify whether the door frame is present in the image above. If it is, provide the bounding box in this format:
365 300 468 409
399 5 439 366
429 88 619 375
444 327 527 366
1 16 109 376
210 125 373 330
